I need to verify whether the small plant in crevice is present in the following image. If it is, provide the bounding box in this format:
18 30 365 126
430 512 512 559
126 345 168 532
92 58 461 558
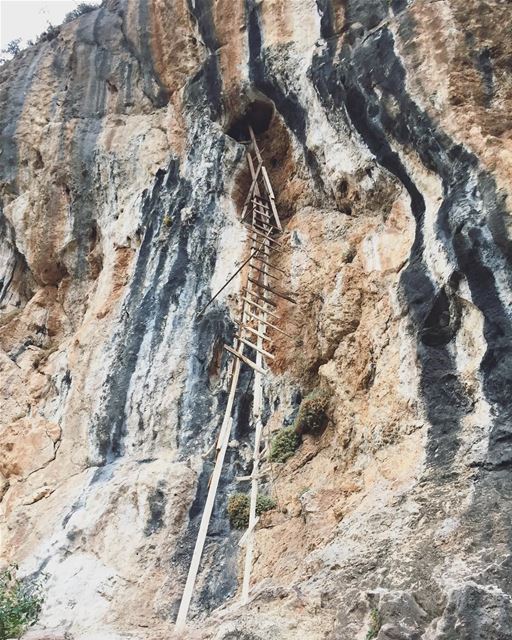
365 607 382 640
0 565 44 640
293 387 331 436
269 427 300 463
162 214 173 228
227 493 276 529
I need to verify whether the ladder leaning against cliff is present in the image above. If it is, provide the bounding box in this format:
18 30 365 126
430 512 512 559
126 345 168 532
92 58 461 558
175 126 295 630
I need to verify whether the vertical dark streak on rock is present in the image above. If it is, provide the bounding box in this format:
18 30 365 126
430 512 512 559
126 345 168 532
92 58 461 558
186 0 222 120
316 0 335 41
312 15 512 474
137 0 170 107
310 26 471 470
245 0 326 192
0 45 47 188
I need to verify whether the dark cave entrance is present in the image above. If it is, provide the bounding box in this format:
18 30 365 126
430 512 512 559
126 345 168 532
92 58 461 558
225 99 275 142
225 97 298 223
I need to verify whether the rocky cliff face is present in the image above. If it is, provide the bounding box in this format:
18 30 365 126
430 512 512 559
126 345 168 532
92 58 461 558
1 0 511 638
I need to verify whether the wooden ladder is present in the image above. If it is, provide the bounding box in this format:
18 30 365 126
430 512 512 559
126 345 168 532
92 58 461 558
175 126 294 630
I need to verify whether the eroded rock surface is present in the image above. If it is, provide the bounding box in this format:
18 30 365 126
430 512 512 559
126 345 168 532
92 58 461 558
1 0 511 638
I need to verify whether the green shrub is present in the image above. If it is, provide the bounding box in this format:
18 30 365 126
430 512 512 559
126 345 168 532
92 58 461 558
64 2 99 23
365 607 381 640
0 565 43 640
256 495 276 515
293 387 330 436
269 427 300 463
227 493 276 529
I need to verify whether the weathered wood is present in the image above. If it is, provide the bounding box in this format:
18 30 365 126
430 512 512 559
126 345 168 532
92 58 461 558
245 310 293 338
252 197 269 210
175 404 234 631
250 241 283 256
250 256 288 276
235 334 275 360
249 126 263 164
233 318 271 341
241 296 280 319
224 344 266 375
242 288 278 309
252 220 280 236
249 263 279 281
244 225 282 246
261 166 276 200
238 516 260 547
247 276 297 304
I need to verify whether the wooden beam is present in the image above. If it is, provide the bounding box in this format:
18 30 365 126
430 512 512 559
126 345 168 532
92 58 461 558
224 344 266 375
249 263 279 281
250 256 288 276
252 198 269 210
238 516 260 547
252 221 281 237
241 296 280 319
247 277 297 304
244 225 282 246
245 310 293 338
249 126 263 164
235 334 275 360
233 318 271 342
242 288 278 309
261 166 275 200
250 238 284 254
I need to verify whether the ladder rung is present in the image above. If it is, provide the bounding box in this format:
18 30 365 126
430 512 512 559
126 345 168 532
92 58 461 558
253 209 271 224
233 318 271 342
247 277 297 304
250 257 288 276
249 263 279 280
224 344 266 375
244 310 293 338
243 288 277 309
252 198 269 209
252 221 281 237
241 296 280 319
244 225 282 246
235 334 275 360
251 240 283 255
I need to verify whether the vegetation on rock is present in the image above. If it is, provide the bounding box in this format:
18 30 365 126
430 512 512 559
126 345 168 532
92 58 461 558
0 565 43 640
64 2 99 23
269 427 300 463
227 493 276 529
365 608 381 640
293 387 331 436
0 39 21 62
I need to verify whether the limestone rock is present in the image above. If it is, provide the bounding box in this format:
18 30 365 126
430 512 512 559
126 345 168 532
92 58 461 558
0 0 510 638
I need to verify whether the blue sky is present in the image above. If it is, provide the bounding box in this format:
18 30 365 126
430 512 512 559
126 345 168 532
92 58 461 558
1 0 101 49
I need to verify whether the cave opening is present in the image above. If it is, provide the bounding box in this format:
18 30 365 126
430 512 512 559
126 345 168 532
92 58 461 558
228 98 298 224
226 99 275 142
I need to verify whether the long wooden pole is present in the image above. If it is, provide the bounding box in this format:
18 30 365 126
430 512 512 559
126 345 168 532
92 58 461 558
175 341 245 630
241 155 270 602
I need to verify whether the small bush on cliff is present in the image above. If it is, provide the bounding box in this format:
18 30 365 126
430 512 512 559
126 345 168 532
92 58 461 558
0 565 43 640
227 493 276 529
64 2 99 23
293 387 331 436
256 495 276 514
37 24 61 43
269 427 300 463
0 39 22 63
365 608 381 640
